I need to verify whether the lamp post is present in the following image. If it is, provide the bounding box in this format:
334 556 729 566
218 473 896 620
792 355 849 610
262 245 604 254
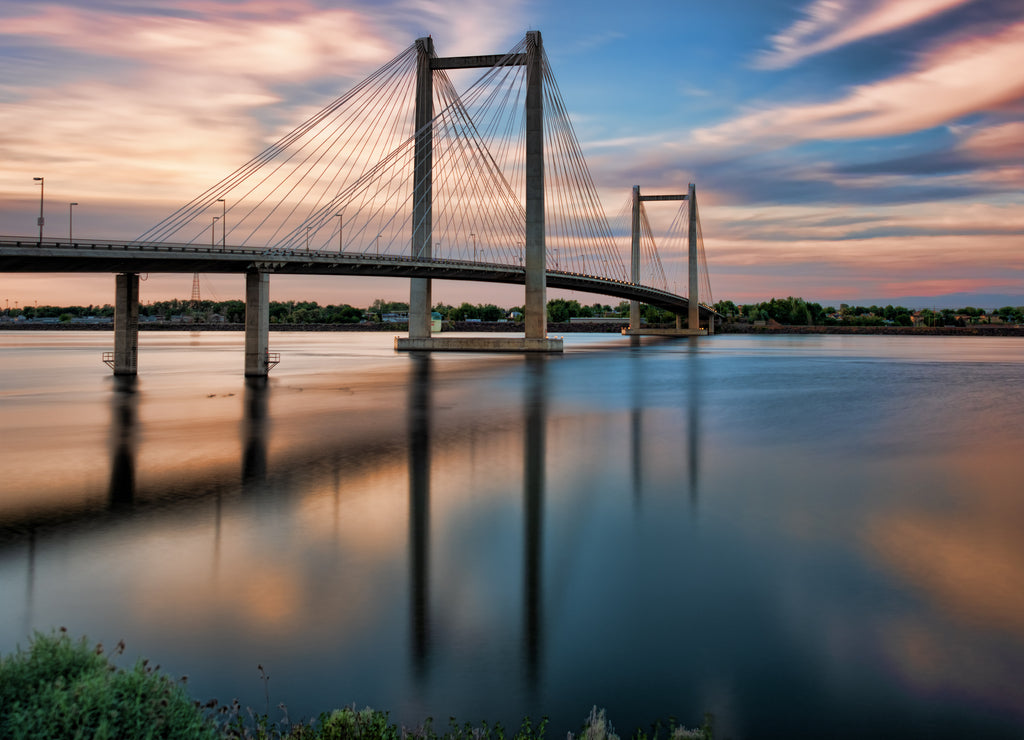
216 198 226 249
336 213 343 251
211 216 219 248
32 177 44 244
376 233 381 255
470 232 476 261
306 226 311 252
69 202 78 244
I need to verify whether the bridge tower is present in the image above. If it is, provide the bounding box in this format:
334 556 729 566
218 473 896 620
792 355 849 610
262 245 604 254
625 183 711 336
397 31 561 352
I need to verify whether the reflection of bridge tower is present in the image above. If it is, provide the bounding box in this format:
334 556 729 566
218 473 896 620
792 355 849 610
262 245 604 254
407 355 432 679
397 31 561 353
523 356 547 687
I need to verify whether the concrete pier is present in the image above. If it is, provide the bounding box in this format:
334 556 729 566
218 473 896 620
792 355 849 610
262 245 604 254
112 273 139 376
244 271 270 377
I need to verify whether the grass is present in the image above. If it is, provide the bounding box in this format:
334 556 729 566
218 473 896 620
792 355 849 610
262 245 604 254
0 632 714 740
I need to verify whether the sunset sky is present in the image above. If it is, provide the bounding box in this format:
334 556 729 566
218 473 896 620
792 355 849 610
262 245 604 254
2 0 1023 309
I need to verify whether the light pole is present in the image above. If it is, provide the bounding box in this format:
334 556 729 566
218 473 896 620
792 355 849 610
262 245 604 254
336 213 343 251
216 198 226 249
211 216 219 248
306 226 311 252
470 232 476 261
376 233 382 255
32 177 44 244
69 202 78 244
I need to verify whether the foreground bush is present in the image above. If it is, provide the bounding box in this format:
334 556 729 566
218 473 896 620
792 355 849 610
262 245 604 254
1 632 712 740
0 630 215 739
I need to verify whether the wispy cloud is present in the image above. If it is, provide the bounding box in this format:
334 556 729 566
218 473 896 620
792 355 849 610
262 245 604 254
703 21 1024 147
0 0 528 214
755 0 976 70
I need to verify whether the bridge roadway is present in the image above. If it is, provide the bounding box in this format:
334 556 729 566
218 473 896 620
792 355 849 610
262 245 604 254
0 236 717 372
0 237 710 315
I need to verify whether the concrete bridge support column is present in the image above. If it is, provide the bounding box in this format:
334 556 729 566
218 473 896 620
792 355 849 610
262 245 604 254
688 182 699 331
409 36 434 340
112 273 139 376
244 271 270 377
630 185 641 332
524 30 547 342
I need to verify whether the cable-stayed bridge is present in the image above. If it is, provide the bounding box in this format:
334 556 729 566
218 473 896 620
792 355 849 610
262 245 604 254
0 31 717 375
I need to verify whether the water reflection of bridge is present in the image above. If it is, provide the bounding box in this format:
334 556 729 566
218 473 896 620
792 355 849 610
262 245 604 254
8 343 703 691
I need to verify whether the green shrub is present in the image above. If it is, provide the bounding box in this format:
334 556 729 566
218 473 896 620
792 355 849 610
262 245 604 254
0 630 215 740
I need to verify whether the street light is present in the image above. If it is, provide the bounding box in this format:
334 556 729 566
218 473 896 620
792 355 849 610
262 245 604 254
470 232 476 261
376 233 382 255
69 202 78 244
32 177 44 244
336 213 343 251
216 198 226 249
306 226 311 252
211 216 219 248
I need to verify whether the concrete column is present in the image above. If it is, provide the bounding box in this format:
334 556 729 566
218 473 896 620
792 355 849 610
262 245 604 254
524 31 546 340
113 273 139 376
630 185 641 331
409 37 434 339
244 271 270 377
688 182 699 331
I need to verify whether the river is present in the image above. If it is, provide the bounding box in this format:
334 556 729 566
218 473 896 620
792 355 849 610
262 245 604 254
1 330 1022 738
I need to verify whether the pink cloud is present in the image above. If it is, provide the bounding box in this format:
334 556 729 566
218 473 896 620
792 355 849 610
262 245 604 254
756 0 976 70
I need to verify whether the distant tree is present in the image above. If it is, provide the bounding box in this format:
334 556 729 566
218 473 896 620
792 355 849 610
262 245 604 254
714 300 737 317
479 303 504 321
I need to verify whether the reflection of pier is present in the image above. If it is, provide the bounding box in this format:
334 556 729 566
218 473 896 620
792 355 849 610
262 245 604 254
242 377 269 489
108 375 138 510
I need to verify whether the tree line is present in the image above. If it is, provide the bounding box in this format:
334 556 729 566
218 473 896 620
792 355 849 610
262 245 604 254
712 297 1024 326
5 295 1022 326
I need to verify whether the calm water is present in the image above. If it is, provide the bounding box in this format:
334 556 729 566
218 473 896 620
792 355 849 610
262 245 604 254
1 330 1023 738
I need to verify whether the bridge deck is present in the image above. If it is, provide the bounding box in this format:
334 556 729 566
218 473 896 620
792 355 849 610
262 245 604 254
0 238 718 317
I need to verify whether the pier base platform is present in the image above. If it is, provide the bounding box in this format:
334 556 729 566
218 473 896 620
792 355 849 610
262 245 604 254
395 336 564 353
621 328 706 337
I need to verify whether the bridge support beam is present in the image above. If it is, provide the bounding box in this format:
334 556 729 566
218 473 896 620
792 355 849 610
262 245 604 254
112 272 139 375
244 271 270 377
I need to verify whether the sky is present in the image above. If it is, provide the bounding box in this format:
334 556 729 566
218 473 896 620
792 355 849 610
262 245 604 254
2 0 1023 309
